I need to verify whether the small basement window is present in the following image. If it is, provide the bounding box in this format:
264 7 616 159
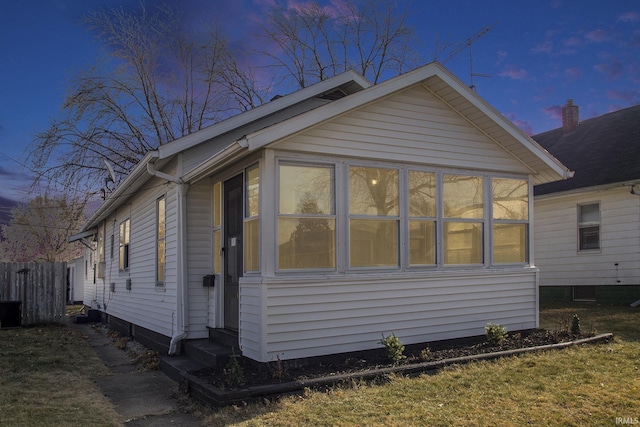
573 286 596 301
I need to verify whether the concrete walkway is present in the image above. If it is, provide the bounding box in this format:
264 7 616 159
73 323 203 426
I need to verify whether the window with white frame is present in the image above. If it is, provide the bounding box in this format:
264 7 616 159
578 203 600 251
443 174 484 265
119 218 130 271
212 182 222 275
156 197 165 286
278 163 336 270
349 165 399 268
492 178 529 263
408 170 437 266
245 164 260 272
272 158 530 272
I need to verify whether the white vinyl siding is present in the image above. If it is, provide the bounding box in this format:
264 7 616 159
186 181 213 339
240 270 537 362
90 170 179 338
535 187 640 287
273 85 529 175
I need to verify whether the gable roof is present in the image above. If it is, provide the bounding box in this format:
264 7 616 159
533 104 640 196
78 71 372 232
186 62 572 185
78 62 572 234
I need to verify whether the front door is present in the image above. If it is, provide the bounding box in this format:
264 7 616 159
223 174 243 331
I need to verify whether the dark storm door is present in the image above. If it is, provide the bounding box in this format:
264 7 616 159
224 174 243 331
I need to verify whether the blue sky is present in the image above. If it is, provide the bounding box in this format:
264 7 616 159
0 0 639 202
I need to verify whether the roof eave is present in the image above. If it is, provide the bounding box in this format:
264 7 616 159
158 70 372 160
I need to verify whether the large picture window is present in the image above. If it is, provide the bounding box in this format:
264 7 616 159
349 166 399 267
278 164 335 270
119 218 130 271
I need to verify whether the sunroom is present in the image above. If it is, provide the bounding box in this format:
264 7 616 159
178 63 571 363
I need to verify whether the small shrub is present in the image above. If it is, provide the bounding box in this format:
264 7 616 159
419 346 431 362
379 333 406 363
223 352 244 389
485 323 507 345
269 355 288 382
571 314 581 336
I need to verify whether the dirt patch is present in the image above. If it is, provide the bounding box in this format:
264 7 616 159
91 324 161 371
192 329 583 390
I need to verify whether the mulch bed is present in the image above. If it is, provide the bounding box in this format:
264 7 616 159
191 329 581 390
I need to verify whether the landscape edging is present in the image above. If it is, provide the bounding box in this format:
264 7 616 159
186 332 614 407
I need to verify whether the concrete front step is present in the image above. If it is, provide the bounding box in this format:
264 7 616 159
159 339 235 385
183 339 235 367
160 355 208 384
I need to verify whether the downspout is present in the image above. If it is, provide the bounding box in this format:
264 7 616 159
147 162 189 355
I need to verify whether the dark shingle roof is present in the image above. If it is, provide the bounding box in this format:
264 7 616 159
533 104 640 196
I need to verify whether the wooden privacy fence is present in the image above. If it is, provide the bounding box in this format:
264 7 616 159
0 262 67 326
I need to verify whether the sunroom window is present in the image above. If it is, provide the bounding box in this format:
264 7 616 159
349 166 399 267
443 174 483 264
212 182 222 274
244 164 260 272
278 164 335 270
492 178 529 263
408 170 436 266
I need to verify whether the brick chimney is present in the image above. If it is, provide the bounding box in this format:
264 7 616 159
562 99 579 132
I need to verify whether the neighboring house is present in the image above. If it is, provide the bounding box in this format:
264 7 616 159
70 62 571 363
533 101 640 303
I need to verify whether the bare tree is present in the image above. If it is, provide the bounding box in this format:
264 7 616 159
27 3 264 194
0 195 86 262
260 0 419 88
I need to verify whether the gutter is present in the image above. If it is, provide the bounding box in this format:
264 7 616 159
147 162 189 356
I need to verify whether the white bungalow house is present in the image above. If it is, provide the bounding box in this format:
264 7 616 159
533 101 640 303
71 62 572 362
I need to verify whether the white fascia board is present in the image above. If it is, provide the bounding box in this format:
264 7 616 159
182 141 247 183
157 70 372 160
429 65 573 182
81 151 160 231
243 62 573 183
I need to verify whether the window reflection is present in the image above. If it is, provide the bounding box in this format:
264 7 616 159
492 178 528 220
444 222 483 264
350 166 398 216
443 175 483 218
409 171 436 217
278 164 336 270
350 219 398 267
494 223 527 263
349 166 399 268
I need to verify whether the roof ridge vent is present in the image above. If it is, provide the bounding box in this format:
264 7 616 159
318 88 348 101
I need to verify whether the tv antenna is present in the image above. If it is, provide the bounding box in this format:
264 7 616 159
102 160 117 199
444 23 496 91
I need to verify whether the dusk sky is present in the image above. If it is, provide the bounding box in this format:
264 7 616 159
1 0 639 202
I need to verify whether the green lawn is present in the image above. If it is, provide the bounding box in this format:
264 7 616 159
203 302 640 426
